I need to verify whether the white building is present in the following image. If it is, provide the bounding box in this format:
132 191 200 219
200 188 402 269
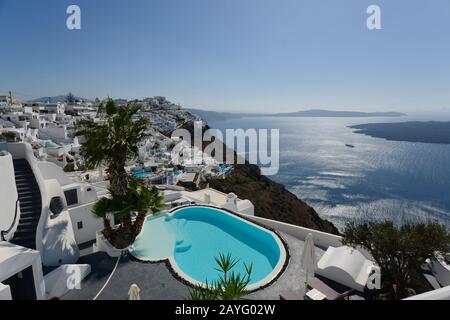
36 102 66 114
0 142 103 299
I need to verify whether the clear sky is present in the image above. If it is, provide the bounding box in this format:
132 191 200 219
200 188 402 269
1 0 449 113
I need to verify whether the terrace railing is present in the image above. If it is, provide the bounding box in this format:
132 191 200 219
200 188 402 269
1 198 20 241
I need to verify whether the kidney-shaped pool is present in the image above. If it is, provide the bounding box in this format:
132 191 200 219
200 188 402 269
129 206 287 290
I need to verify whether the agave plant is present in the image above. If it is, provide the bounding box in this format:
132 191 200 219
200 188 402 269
188 253 253 300
187 281 221 300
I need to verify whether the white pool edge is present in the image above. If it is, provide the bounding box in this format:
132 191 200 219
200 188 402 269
129 205 288 291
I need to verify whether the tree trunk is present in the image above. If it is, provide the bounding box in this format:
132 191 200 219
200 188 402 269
103 218 112 239
107 159 132 241
107 160 129 196
122 215 133 233
134 211 147 235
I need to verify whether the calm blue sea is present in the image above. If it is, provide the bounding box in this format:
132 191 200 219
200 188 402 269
209 113 450 230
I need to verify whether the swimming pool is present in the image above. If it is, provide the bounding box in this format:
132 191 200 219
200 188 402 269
129 206 287 290
132 171 154 178
45 141 58 149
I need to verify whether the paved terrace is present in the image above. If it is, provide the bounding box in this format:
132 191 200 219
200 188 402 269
62 232 325 300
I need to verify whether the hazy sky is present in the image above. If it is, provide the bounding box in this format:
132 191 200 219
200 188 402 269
1 0 449 113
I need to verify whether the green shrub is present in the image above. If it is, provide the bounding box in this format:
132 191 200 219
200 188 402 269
342 221 450 299
188 253 253 300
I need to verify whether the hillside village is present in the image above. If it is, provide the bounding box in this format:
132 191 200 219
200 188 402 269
0 94 235 188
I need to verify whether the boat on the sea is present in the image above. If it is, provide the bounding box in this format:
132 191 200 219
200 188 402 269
345 144 355 148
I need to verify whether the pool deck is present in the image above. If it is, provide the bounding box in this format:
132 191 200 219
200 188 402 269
62 232 324 300
246 232 325 300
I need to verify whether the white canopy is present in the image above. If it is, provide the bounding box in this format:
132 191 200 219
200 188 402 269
316 246 376 292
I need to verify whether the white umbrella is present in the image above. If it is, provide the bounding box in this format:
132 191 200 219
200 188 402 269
128 284 141 300
301 233 317 289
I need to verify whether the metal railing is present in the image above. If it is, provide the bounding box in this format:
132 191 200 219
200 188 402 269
1 198 20 241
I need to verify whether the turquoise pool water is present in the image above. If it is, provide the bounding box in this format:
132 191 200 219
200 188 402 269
132 171 154 178
45 142 57 149
130 206 285 288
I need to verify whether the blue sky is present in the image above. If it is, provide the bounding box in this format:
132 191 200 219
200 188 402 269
0 0 449 112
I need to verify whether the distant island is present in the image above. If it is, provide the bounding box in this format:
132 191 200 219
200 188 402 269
28 95 94 104
350 121 450 144
188 108 406 122
271 109 406 118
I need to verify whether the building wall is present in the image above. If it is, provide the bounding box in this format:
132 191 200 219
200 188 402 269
246 215 343 250
4 143 81 266
0 283 12 300
38 162 73 185
41 179 80 266
68 202 103 244
38 126 67 142
0 153 19 240
404 285 450 300
0 242 46 300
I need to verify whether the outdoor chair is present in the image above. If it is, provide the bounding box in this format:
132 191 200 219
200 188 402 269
306 276 355 300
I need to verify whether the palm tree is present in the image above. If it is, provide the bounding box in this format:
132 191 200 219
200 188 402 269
107 187 135 234
127 179 166 235
75 99 148 196
76 100 148 235
97 179 165 242
91 197 112 239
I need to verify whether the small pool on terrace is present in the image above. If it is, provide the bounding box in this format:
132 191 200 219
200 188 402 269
45 142 58 149
132 171 154 178
129 206 286 290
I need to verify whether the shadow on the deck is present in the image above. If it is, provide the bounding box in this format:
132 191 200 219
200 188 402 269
62 252 190 300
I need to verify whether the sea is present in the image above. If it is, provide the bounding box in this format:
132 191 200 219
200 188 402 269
208 112 450 230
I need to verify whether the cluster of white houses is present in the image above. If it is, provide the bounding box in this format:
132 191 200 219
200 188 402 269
0 96 449 300
0 97 244 300
0 141 253 299
0 96 228 185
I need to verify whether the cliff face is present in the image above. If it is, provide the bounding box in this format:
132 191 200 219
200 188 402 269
177 121 340 235
207 164 339 235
